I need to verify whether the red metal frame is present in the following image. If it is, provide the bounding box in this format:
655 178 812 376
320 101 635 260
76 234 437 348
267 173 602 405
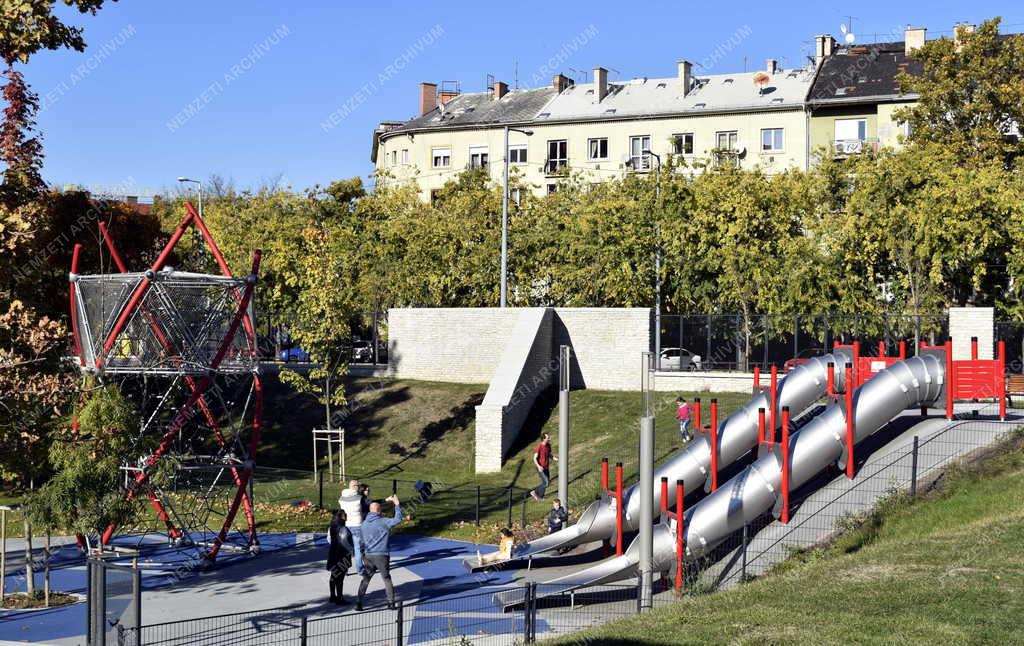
693 398 701 434
753 366 760 394
826 361 835 398
660 477 668 513
845 364 855 478
780 406 790 524
709 399 719 492
614 462 624 557
769 366 778 444
674 480 684 590
757 407 766 446
601 457 609 491
945 340 954 420
998 340 1007 420
971 336 978 361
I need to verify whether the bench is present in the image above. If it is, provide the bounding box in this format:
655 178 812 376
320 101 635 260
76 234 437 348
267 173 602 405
1006 375 1024 405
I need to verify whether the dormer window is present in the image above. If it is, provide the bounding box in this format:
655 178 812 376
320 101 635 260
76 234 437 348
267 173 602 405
723 78 734 84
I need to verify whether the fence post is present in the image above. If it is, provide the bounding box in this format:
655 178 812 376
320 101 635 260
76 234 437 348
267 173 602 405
636 573 643 614
741 523 749 582
475 486 481 527
507 488 513 528
300 616 308 646
395 601 404 646
392 479 398 496
910 435 919 497
521 498 527 529
522 582 534 644
318 469 324 510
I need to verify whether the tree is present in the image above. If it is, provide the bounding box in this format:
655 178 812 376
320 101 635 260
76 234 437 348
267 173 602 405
897 18 1024 167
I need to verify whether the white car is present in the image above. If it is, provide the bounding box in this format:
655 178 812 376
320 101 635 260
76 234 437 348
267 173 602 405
659 347 702 371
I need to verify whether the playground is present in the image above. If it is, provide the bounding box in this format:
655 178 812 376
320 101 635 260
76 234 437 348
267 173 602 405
2 202 1021 645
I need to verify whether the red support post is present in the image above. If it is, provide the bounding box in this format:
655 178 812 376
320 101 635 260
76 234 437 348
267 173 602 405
852 340 861 388
780 406 791 524
971 336 978 361
998 340 1007 421
826 362 835 398
753 365 761 394
757 407 766 446
845 364 855 479
660 477 669 513
675 480 685 590
878 340 885 357
614 462 624 556
945 340 954 420
769 365 778 444
601 458 609 492
709 399 719 492
898 340 906 360
693 398 701 433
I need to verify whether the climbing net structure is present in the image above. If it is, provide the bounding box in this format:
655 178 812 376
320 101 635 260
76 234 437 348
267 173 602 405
69 202 263 562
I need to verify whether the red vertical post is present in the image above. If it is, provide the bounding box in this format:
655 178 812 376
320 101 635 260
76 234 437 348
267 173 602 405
878 340 886 357
852 340 861 388
945 340 954 420
826 362 835 397
709 399 719 492
693 398 701 433
757 407 766 446
971 336 978 361
845 364 855 479
614 462 624 556
601 458 609 492
998 340 1007 421
753 365 761 394
780 406 791 524
898 340 906 360
769 365 778 444
660 477 669 513
675 480 685 590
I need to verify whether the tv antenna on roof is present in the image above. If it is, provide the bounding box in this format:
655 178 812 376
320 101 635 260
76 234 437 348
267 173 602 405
840 15 858 43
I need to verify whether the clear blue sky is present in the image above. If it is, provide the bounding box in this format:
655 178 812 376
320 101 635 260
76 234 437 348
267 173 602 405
26 0 1024 196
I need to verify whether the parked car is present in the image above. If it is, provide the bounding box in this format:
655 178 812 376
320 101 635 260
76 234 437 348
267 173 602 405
279 346 309 362
783 348 823 372
659 347 702 371
351 340 373 363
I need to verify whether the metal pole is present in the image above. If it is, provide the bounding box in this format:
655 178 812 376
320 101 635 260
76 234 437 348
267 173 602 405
300 616 308 646
639 415 655 610
507 488 513 528
648 151 662 370
318 469 324 510
44 532 50 607
741 523 749 581
312 432 317 483
558 345 571 508
1 508 5 604
521 498 527 529
475 486 481 527
501 125 510 307
395 601 404 646
910 435 919 496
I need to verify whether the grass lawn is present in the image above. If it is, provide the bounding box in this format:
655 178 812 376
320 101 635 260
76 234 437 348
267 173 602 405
550 430 1024 646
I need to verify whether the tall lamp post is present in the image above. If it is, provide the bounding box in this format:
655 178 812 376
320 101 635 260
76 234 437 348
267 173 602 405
176 177 202 219
502 126 533 307
642 149 662 369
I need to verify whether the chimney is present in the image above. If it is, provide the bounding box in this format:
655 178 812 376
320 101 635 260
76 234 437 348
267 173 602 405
593 66 608 102
766 58 778 75
494 80 508 100
419 82 437 116
438 89 459 104
677 60 693 96
552 73 573 93
954 23 975 50
815 35 836 62
904 27 926 55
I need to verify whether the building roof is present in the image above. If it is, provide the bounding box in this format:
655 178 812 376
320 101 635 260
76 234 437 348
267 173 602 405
538 69 813 122
385 86 557 135
808 41 922 105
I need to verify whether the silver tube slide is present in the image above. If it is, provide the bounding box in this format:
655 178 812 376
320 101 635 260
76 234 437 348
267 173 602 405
514 353 944 599
468 350 851 572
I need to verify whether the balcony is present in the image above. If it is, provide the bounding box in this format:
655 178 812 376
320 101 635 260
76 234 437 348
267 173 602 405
544 158 569 175
832 138 879 156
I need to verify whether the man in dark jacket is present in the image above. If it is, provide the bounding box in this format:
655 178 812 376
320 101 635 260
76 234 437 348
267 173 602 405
356 494 403 611
546 498 568 534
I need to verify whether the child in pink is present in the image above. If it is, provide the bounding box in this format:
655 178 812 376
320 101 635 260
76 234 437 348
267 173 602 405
676 397 692 442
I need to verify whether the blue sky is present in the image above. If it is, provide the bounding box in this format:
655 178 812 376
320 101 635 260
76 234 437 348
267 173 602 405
25 0 1024 196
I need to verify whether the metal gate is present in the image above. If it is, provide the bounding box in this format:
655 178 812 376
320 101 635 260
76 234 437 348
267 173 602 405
87 558 141 646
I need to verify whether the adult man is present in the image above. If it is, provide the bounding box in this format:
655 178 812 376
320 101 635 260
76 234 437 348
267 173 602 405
546 498 568 534
338 480 366 575
529 433 557 501
356 494 403 611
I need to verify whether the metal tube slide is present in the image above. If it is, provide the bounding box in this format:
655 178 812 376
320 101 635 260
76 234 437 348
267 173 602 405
519 353 944 600
468 350 851 572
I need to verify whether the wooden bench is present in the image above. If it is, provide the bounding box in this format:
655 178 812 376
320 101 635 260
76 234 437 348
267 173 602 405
1006 375 1024 405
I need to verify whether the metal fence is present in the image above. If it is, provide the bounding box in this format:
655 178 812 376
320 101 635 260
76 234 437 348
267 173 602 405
656 313 948 372
87 558 141 646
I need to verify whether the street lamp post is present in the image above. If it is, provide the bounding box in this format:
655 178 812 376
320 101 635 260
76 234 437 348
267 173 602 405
176 177 202 220
643 150 662 369
502 126 532 307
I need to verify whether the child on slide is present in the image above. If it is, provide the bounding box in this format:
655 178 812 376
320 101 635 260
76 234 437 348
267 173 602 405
477 528 515 566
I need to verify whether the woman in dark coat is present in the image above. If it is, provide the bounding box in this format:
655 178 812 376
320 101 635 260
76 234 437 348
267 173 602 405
328 509 355 604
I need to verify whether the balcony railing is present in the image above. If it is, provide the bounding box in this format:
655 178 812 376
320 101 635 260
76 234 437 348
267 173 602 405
832 138 880 156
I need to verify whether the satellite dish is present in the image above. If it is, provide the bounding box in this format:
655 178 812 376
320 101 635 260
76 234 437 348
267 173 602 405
752 72 770 94
840 23 856 43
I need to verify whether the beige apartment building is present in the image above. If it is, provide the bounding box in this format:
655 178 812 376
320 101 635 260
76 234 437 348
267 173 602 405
372 58 816 201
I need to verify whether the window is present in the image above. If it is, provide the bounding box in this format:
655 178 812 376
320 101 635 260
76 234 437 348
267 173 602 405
761 128 783 152
389 150 397 165
588 138 608 160
432 147 451 168
546 140 568 173
834 119 867 142
546 183 558 195
509 144 527 164
469 145 489 169
673 133 694 155
430 189 442 205
714 131 739 167
629 135 651 170
401 149 409 164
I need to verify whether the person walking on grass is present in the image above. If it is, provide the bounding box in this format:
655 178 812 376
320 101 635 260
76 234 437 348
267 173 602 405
339 479 367 575
356 494 403 611
676 397 693 443
530 433 558 501
327 510 354 605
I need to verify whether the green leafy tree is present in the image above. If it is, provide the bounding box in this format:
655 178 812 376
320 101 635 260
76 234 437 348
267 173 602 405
897 18 1024 166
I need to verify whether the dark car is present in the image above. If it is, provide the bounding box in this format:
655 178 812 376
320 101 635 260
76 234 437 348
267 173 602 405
279 346 309 362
